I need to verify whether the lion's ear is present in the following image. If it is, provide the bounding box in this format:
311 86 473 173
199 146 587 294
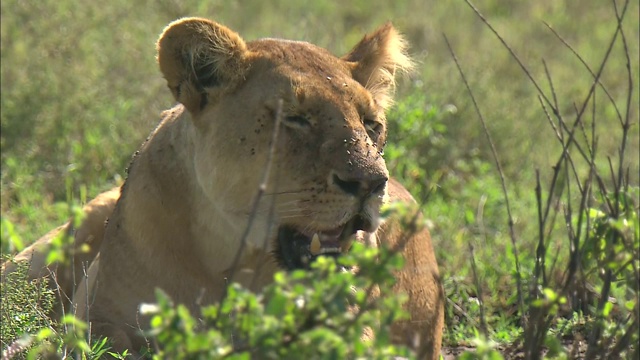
157 18 249 113
342 23 413 110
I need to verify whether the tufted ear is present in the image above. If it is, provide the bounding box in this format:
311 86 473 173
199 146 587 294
342 23 413 110
157 18 250 113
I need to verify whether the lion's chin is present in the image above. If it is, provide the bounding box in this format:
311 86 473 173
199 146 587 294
274 214 375 270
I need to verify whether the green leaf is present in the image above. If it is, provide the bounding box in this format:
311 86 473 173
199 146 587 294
265 293 286 316
602 301 614 317
1 218 24 251
624 300 636 311
543 288 558 302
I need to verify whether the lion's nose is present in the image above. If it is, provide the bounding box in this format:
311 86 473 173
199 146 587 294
332 172 388 198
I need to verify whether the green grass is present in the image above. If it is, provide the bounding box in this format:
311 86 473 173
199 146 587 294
0 261 55 352
1 0 638 358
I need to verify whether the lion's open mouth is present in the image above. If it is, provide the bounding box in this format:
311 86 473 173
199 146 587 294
275 215 372 270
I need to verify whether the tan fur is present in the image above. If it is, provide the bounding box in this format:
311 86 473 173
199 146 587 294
382 179 445 356
2 18 443 358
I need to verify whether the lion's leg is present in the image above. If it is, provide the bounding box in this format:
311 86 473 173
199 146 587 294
70 255 143 359
1 187 120 317
378 217 445 360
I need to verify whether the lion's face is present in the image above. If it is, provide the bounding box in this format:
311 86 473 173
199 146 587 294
157 18 411 269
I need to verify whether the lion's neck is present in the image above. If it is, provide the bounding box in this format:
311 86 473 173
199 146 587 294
116 106 275 289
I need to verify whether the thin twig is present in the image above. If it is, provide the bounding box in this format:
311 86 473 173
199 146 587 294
442 33 525 328
82 262 91 348
542 59 560 121
221 99 284 302
542 21 624 126
612 0 634 210
467 242 487 337
250 111 285 291
464 0 624 234
446 297 480 329
462 0 553 109
538 95 562 141
534 171 546 285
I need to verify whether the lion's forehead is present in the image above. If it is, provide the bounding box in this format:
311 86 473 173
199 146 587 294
247 38 348 74
244 39 378 123
248 40 361 92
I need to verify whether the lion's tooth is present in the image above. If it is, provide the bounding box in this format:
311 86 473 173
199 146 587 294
320 247 340 254
310 233 321 255
340 237 354 253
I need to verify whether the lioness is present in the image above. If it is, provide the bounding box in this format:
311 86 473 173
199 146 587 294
2 18 444 358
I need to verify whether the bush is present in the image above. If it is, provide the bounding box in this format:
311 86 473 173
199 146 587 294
144 243 411 359
1 242 414 359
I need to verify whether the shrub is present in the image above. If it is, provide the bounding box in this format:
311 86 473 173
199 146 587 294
144 243 411 359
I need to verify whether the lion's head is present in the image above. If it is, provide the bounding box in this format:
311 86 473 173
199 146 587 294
156 18 412 270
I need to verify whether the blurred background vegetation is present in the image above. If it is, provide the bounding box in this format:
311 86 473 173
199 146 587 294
1 0 638 356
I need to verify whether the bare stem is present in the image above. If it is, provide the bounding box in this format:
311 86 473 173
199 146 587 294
443 33 525 328
221 99 284 302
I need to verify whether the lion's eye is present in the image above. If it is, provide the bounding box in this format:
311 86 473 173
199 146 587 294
283 114 311 130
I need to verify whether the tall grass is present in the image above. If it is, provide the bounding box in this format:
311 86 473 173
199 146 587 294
438 2 638 357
